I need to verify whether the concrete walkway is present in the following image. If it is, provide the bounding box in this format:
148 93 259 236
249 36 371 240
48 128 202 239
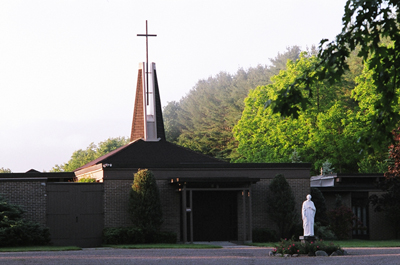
0 246 399 264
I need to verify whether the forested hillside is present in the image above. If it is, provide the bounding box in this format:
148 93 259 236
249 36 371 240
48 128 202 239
163 46 303 161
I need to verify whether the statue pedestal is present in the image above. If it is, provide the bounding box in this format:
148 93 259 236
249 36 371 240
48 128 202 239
299 236 318 244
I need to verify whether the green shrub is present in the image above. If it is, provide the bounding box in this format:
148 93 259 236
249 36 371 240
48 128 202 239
102 227 145 244
252 228 278 242
128 169 163 233
102 227 176 244
0 196 50 246
154 231 177 244
272 237 341 256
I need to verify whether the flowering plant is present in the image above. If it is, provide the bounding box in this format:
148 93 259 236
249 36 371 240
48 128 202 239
272 237 341 256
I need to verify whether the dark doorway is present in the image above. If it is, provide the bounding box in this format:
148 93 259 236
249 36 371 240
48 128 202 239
352 192 369 239
192 191 238 241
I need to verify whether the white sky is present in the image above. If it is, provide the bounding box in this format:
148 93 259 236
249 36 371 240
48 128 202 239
0 0 347 172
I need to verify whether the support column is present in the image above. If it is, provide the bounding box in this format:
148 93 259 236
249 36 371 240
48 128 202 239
242 190 246 242
182 186 187 243
248 188 253 242
189 190 193 243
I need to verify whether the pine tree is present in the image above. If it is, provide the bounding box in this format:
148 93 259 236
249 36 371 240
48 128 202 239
266 174 298 239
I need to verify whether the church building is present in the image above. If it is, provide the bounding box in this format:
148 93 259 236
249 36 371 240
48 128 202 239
74 60 311 243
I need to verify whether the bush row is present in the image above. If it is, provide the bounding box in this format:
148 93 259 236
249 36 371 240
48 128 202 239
0 220 50 247
103 227 177 244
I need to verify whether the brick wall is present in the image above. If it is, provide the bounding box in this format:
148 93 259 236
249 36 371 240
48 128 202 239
103 179 132 227
0 179 47 225
157 180 181 240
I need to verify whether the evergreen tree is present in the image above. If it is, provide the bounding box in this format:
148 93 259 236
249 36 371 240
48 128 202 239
266 174 298 239
290 149 302 163
321 160 335 175
310 188 328 226
128 169 163 233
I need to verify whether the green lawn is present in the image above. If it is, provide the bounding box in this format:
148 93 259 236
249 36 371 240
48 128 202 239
0 246 81 252
3 240 399 252
104 243 222 249
250 240 400 248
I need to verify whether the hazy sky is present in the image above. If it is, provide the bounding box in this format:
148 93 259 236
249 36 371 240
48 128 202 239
1 0 347 172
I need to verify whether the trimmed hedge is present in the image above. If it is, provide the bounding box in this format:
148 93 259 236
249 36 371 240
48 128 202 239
252 228 278 242
103 227 177 244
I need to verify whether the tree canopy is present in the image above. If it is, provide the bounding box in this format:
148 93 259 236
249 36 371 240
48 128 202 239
51 136 129 172
233 52 374 173
164 46 302 161
270 0 400 148
0 168 11 173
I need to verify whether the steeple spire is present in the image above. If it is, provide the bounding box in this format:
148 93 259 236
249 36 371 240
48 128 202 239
130 22 165 142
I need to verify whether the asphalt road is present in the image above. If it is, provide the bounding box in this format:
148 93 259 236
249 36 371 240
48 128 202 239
0 246 399 265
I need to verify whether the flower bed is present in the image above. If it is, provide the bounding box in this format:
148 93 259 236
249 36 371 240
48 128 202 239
272 237 341 256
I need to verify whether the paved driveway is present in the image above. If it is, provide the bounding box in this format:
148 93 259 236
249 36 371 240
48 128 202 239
0 246 399 264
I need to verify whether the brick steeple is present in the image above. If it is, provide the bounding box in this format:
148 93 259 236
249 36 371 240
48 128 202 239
130 62 165 142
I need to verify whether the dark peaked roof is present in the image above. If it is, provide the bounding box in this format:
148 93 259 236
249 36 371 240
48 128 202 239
75 139 226 171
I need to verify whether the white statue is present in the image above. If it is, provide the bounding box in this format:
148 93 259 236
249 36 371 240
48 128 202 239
302 194 316 236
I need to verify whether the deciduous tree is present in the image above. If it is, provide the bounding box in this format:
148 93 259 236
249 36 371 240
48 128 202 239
51 137 129 172
270 1 400 148
0 167 11 173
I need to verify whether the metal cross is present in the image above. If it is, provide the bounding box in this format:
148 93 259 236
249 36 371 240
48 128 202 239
137 20 157 105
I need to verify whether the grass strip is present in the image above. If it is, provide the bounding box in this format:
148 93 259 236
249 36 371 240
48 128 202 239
0 246 81 252
249 239 400 248
103 244 222 249
330 240 400 247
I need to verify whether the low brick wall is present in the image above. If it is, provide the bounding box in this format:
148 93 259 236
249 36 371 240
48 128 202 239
0 178 47 225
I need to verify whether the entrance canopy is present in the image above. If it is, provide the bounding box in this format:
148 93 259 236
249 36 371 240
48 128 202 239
170 176 259 243
170 176 260 188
